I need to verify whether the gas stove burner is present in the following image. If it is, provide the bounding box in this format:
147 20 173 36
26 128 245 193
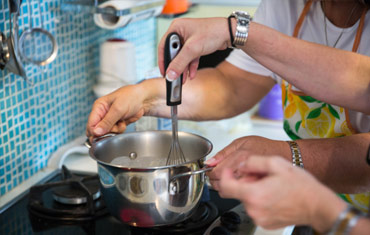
52 178 101 205
28 165 108 223
130 201 218 235
52 165 102 205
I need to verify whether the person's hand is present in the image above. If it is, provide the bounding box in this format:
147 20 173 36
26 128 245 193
205 136 289 190
218 156 347 232
86 83 155 138
158 17 232 83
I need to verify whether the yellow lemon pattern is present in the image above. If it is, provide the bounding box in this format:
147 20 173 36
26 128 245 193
281 81 369 212
305 106 336 138
281 83 350 140
343 194 370 212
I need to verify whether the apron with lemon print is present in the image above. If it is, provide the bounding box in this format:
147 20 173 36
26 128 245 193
282 0 370 212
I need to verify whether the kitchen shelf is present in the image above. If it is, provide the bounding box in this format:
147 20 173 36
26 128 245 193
61 0 165 17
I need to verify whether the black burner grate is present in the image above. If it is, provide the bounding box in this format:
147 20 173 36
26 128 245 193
28 165 108 222
130 201 218 235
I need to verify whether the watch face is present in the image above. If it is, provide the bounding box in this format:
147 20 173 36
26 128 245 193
233 11 250 22
233 11 249 17
240 19 249 26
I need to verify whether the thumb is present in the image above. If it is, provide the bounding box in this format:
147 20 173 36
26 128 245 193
205 143 240 166
205 157 222 166
93 106 123 136
165 41 201 81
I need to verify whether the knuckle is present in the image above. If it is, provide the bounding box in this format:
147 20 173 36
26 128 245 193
246 193 262 207
92 99 109 114
110 126 118 133
169 18 184 30
92 100 101 109
231 138 240 145
214 151 225 161
190 60 199 68
269 156 287 171
117 122 127 133
271 156 283 164
92 97 105 106
110 103 123 114
245 195 255 205
170 18 180 26
265 158 276 171
100 119 113 129
233 138 246 150
183 43 199 56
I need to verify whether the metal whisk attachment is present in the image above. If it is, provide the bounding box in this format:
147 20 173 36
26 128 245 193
166 106 186 165
164 32 186 166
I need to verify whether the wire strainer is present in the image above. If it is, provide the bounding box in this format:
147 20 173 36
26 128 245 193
19 0 58 66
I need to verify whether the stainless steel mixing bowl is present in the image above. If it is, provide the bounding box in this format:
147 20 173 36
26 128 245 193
86 130 213 227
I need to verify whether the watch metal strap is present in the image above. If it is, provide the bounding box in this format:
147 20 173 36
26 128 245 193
287 141 304 168
230 11 250 47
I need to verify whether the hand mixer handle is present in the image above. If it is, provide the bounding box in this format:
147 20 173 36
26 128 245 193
164 32 182 106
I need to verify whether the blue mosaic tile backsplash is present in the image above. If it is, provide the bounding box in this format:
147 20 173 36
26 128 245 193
0 0 157 197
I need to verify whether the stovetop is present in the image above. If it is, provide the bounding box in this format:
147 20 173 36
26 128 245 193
0 167 242 235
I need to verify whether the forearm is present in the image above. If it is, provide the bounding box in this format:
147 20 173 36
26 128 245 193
311 191 370 234
211 134 370 192
351 217 370 235
309 184 347 233
294 133 370 193
259 133 370 193
181 62 276 120
180 67 249 120
143 63 272 121
141 68 244 120
241 22 370 114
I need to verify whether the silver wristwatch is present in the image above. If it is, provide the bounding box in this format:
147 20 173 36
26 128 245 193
230 11 251 47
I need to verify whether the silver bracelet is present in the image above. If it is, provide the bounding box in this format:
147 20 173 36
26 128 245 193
327 206 351 235
345 212 362 235
327 205 364 235
286 141 304 168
